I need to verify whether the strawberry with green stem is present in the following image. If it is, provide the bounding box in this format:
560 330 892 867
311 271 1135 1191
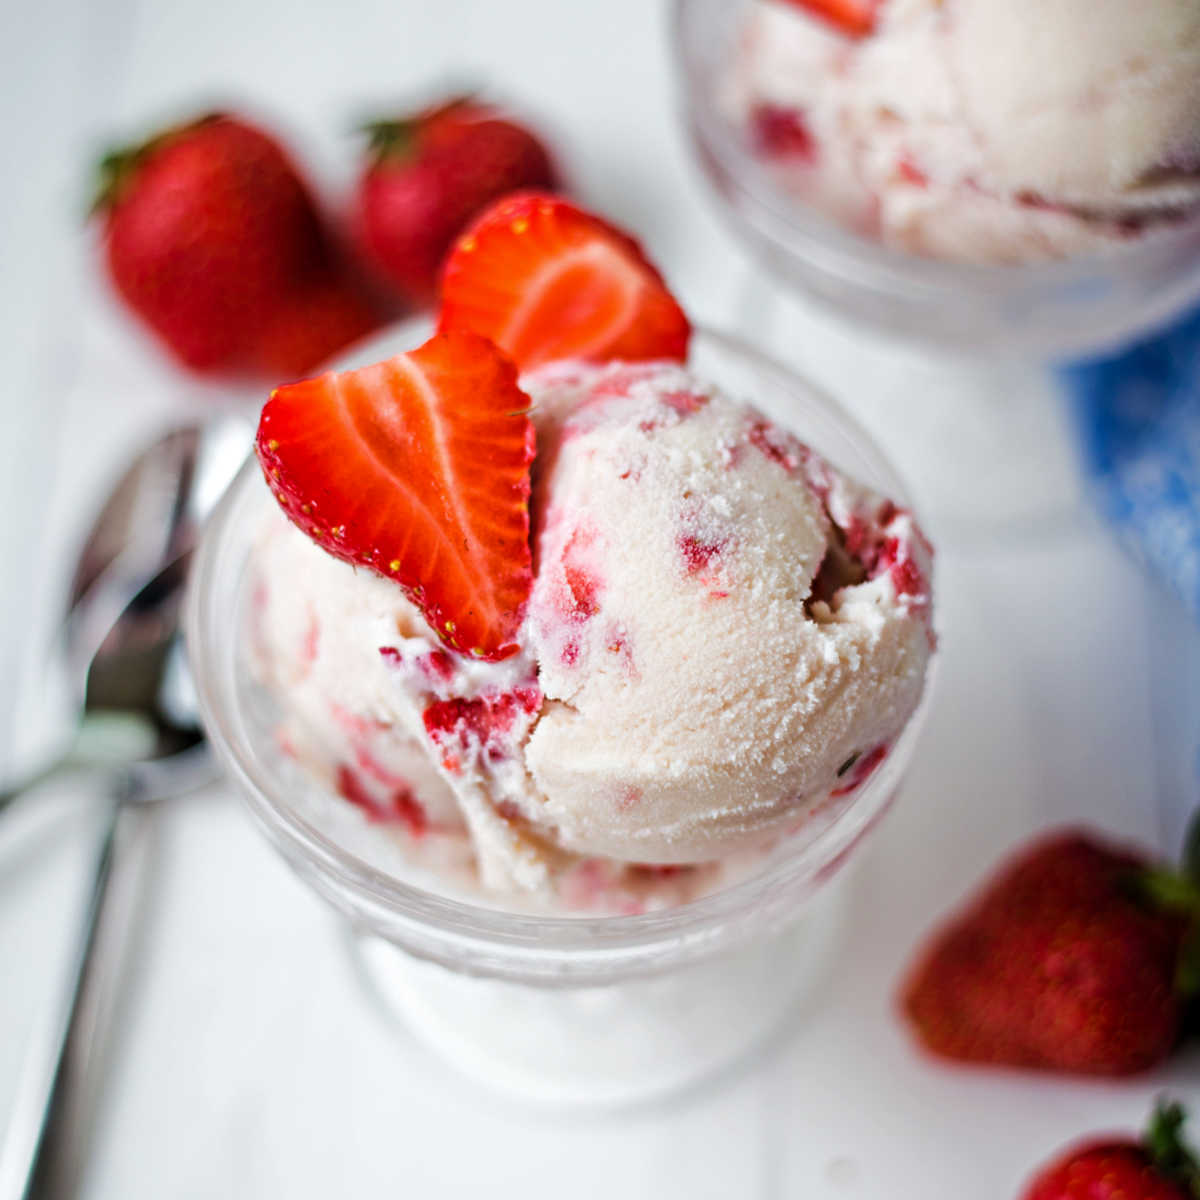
94 112 382 378
901 813 1200 1076
1022 1100 1200 1200
356 96 560 307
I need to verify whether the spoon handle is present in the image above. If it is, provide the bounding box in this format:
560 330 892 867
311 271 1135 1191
0 785 153 1200
0 761 75 821
0 712 157 822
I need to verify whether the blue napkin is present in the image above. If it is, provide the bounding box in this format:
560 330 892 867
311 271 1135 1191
1061 309 1200 624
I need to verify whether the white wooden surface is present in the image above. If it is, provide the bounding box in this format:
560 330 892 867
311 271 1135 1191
1 2 1199 1196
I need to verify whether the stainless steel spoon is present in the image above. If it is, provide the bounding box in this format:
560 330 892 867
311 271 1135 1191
0 416 250 1200
0 417 251 814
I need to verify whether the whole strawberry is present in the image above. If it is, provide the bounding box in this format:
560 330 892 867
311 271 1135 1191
94 112 379 375
1022 1101 1200 1200
356 97 559 307
900 827 1200 1076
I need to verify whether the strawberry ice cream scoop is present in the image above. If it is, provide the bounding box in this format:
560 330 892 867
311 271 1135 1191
252 360 932 903
520 361 932 862
730 0 1200 263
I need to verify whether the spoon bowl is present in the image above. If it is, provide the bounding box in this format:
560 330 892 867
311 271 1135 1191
0 416 251 811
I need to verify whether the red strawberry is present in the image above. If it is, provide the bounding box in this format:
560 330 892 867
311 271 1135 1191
900 828 1200 1076
256 331 534 661
94 113 346 374
438 193 691 371
1021 1101 1200 1200
251 273 383 381
356 97 559 307
751 104 818 161
780 0 881 38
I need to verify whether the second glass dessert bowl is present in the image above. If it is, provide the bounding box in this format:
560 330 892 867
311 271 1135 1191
186 321 935 1106
673 0 1200 359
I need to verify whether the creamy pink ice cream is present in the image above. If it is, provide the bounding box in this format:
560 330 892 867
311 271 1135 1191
729 0 1200 263
251 359 933 913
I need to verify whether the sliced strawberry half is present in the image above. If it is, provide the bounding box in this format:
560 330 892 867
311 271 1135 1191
256 331 535 661
438 193 690 371
780 0 881 38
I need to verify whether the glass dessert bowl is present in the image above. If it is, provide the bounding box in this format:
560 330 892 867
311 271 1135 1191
673 0 1200 359
187 318 935 1106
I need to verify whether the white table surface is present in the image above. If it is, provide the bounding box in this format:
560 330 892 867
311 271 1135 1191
2 1 1200 1196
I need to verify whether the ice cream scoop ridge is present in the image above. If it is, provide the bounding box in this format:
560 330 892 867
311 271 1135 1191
252 357 933 907
730 0 1200 263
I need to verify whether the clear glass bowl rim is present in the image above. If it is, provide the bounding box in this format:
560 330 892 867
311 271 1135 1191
185 323 935 981
670 0 1200 299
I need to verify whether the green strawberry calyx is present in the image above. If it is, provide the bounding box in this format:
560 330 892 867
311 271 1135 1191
1131 808 1200 998
89 112 224 216
360 95 481 165
1145 1100 1200 1198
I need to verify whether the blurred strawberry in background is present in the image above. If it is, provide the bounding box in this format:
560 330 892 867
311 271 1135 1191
900 826 1200 1077
355 96 560 307
250 274 384 381
92 112 384 380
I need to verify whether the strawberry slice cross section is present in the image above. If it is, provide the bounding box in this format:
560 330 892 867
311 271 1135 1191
438 193 690 371
256 330 535 661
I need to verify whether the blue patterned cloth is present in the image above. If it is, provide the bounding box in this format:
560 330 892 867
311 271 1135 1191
1061 309 1200 623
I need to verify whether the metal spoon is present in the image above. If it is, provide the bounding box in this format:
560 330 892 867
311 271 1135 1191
0 416 250 1200
0 417 251 814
